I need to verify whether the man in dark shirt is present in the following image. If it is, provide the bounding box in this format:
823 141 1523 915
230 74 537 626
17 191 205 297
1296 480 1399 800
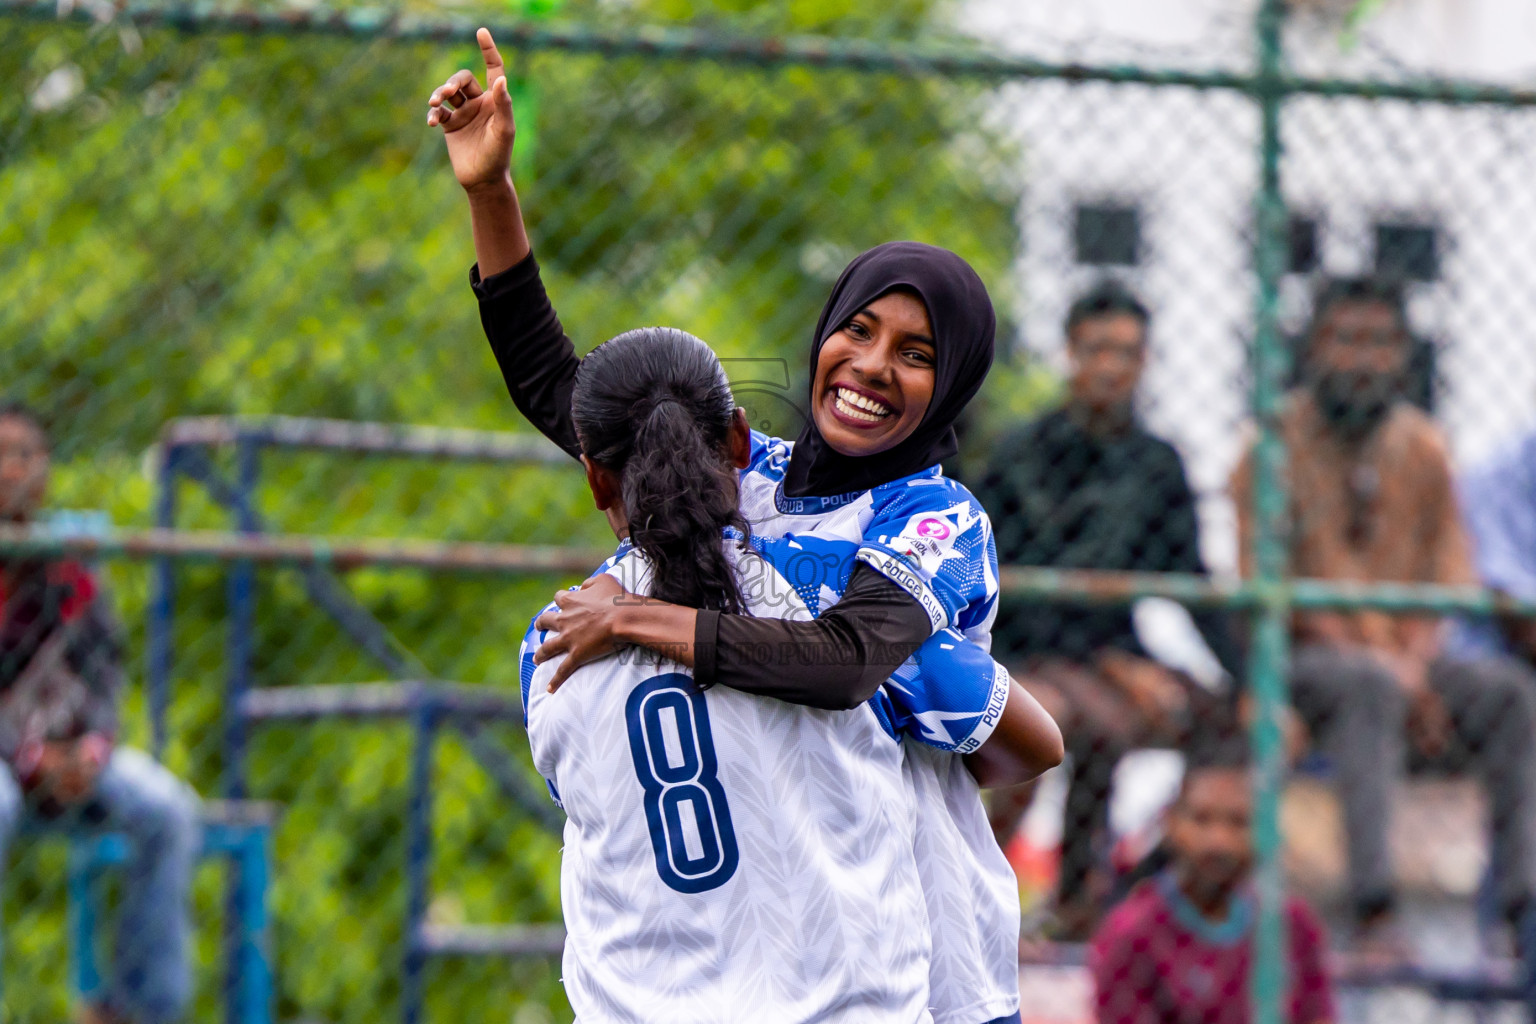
0 404 200 1024
973 282 1239 938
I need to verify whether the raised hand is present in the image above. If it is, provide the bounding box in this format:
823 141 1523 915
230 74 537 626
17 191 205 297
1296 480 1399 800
428 28 516 194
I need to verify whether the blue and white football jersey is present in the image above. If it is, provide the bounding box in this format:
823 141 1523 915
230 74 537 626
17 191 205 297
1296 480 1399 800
736 431 1021 1024
522 536 935 1024
738 432 1000 640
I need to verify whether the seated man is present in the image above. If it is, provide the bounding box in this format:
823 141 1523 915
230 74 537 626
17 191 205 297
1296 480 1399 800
1091 742 1335 1024
1231 276 1536 950
0 403 200 1024
972 280 1242 938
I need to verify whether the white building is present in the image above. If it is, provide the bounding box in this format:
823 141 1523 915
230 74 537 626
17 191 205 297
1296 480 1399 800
962 0 1536 575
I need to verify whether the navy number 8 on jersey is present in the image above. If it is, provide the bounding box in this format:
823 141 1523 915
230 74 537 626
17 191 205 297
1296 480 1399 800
625 675 740 893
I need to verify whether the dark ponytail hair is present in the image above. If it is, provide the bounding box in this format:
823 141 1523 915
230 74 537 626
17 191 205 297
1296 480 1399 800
572 327 750 614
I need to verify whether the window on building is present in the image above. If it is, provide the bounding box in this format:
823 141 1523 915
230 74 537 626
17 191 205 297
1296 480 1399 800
1288 215 1319 274
1375 222 1439 282
1074 204 1140 266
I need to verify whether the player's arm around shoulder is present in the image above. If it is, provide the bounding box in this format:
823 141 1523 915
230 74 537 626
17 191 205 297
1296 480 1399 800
962 673 1062 788
887 628 1062 787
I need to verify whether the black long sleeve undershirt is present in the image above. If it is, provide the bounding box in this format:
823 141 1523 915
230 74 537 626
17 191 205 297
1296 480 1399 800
694 563 934 710
472 256 937 708
472 256 582 459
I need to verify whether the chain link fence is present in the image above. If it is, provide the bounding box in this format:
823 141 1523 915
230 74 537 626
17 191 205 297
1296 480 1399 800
5 1 1536 1022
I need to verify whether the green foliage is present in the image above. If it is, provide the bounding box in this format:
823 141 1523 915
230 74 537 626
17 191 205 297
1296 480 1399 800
0 1 1022 1019
1335 0 1388 49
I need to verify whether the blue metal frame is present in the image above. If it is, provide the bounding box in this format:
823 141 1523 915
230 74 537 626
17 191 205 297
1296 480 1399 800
66 820 274 1024
402 701 439 1024
223 439 260 1024
224 438 260 802
170 445 426 678
147 445 179 760
147 418 574 1023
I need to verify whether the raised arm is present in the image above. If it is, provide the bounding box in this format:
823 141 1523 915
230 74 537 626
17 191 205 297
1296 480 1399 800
429 29 582 458
428 28 529 277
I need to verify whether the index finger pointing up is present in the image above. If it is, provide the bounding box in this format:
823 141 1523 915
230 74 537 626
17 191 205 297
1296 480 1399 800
477 27 507 87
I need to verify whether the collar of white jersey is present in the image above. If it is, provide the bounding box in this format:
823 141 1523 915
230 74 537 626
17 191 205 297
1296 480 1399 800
771 463 942 517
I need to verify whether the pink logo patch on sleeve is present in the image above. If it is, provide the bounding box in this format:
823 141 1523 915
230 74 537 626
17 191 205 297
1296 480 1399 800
915 518 951 541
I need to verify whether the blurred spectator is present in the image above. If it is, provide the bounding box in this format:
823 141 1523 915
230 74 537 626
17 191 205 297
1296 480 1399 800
1091 742 1335 1024
972 280 1242 939
1447 430 1536 665
0 403 200 1024
1231 277 1536 952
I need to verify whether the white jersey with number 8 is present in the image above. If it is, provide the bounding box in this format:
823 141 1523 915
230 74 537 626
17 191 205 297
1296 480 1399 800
521 538 934 1024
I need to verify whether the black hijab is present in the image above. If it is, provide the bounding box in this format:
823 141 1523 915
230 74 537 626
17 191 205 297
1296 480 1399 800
783 241 996 498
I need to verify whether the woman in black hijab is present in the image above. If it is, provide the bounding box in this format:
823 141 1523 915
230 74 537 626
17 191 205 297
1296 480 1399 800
784 239 996 499
481 239 996 712
530 239 1002 716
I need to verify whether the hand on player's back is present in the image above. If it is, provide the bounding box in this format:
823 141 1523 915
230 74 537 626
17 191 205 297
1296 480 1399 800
427 28 516 193
535 574 628 691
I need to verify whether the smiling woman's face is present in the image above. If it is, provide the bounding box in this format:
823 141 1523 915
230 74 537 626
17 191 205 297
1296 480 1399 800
810 290 937 459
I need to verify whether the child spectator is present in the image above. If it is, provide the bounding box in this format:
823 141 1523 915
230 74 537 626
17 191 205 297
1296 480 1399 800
1091 742 1334 1024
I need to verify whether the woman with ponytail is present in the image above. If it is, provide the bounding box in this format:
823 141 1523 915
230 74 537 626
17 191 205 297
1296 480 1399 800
433 37 1059 1024
522 327 1054 1023
570 329 751 617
